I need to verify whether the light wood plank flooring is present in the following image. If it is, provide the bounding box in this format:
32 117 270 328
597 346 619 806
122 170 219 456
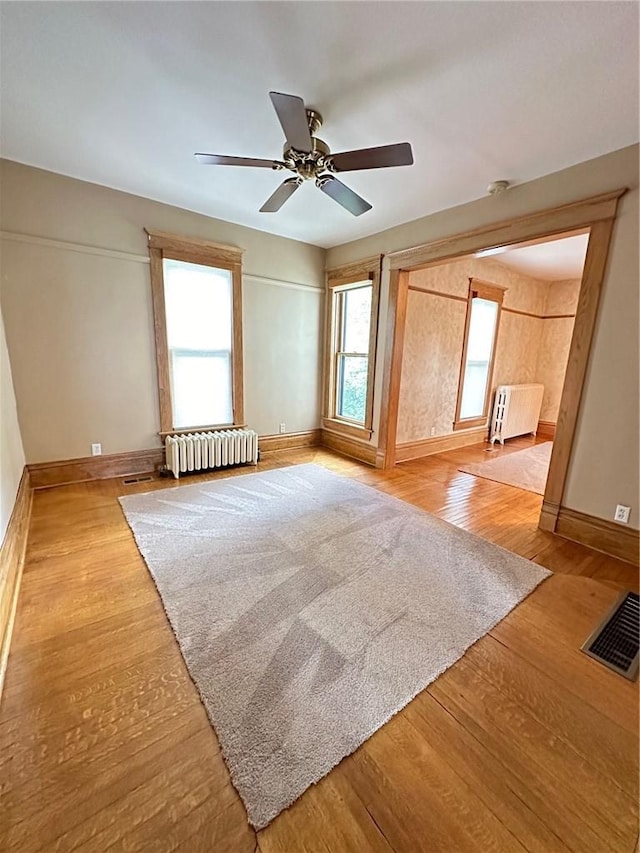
1 442 638 852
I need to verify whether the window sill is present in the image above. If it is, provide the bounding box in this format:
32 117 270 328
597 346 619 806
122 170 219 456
322 417 373 442
453 417 488 432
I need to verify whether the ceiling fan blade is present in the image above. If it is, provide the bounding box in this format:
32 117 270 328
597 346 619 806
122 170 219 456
269 92 312 153
260 177 302 213
195 153 280 168
317 176 372 217
329 142 414 172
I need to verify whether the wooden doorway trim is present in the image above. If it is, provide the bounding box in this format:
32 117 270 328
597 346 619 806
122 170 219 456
377 189 626 535
377 269 409 467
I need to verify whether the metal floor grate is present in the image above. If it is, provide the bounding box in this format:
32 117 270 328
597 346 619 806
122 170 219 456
122 474 154 485
581 591 639 680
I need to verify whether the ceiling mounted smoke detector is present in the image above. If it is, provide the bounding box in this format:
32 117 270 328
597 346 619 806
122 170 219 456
487 180 510 196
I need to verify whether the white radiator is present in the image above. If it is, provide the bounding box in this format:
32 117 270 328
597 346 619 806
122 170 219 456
165 429 259 479
490 384 544 445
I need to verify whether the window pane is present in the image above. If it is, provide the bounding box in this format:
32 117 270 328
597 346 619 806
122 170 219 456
459 362 490 419
163 259 233 428
342 285 372 353
171 351 232 428
164 260 232 350
459 297 499 420
337 355 368 422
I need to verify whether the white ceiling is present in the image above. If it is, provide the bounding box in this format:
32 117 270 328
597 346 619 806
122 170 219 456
489 233 590 281
1 2 638 249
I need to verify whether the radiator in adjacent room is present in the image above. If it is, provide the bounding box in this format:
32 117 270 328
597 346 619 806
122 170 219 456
489 384 544 445
165 429 259 479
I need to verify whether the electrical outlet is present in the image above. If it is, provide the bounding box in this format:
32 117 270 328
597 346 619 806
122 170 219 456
279 423 286 434
430 426 436 436
614 504 631 524
91 443 102 456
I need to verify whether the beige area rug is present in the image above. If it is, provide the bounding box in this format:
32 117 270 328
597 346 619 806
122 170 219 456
119 463 550 828
459 441 553 495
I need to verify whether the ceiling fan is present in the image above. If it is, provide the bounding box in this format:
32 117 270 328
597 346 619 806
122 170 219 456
195 92 414 216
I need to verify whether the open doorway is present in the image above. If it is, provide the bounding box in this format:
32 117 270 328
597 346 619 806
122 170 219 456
377 188 625 537
394 229 589 498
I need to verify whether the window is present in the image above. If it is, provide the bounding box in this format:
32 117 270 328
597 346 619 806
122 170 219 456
164 260 233 429
454 279 504 430
323 258 380 438
146 230 244 434
335 285 372 422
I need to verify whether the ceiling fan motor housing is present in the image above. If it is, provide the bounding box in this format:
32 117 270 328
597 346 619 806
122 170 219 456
282 110 334 180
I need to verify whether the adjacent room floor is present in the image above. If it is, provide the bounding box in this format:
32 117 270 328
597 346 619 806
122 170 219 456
1 444 637 852
457 436 553 495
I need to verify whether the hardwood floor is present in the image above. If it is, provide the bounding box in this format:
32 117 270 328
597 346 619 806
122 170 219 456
1 443 637 852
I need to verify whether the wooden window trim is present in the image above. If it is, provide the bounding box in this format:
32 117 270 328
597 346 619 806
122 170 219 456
146 229 245 265
467 279 507 303
453 279 504 431
322 257 381 440
321 417 373 441
146 229 244 434
454 416 489 431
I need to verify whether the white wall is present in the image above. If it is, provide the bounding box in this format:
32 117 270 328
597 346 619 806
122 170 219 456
0 161 326 462
0 304 25 542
